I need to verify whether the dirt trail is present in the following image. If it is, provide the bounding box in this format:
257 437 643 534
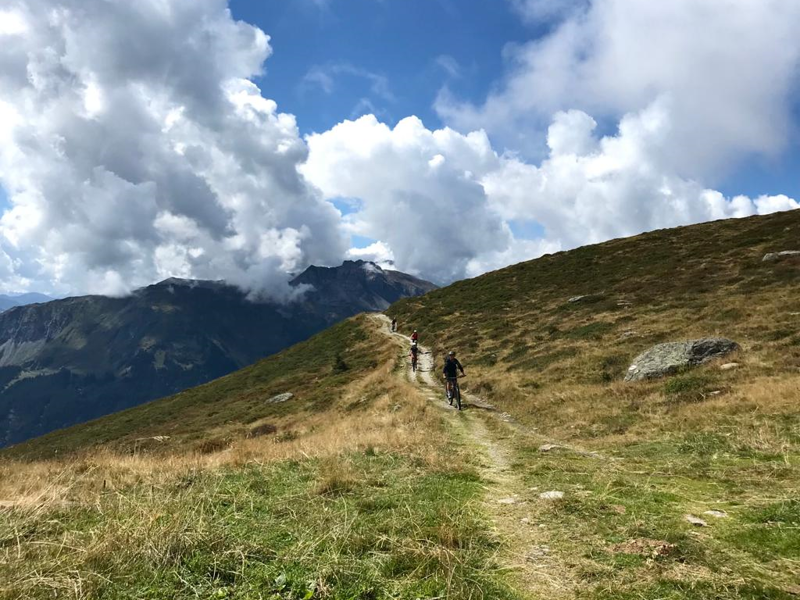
370 314 574 598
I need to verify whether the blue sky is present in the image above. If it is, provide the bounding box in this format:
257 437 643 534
229 0 534 135
230 0 800 201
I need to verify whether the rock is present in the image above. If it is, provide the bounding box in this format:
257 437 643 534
267 392 293 404
624 338 740 382
538 443 562 452
520 517 531 524
762 250 800 262
704 509 728 518
684 514 708 527
539 491 564 501
568 295 587 303
719 362 739 371
526 545 551 560
497 497 519 504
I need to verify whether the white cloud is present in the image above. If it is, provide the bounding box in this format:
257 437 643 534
346 241 395 269
482 103 799 249
439 0 800 179
509 0 588 22
303 115 510 283
302 63 394 102
306 105 798 282
435 55 462 78
0 0 346 298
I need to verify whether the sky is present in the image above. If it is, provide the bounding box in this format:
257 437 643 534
0 0 799 297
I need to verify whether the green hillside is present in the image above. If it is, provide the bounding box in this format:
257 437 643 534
2 210 799 599
0 314 517 599
387 210 800 598
3 315 384 459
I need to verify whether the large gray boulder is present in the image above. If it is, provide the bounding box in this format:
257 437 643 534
624 338 740 382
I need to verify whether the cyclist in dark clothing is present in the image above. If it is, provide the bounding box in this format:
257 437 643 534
442 351 464 402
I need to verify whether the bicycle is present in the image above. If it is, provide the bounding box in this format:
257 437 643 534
445 375 463 410
411 353 418 372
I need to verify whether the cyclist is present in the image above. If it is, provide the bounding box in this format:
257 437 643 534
391 318 397 332
442 351 464 406
410 343 419 371
411 329 419 344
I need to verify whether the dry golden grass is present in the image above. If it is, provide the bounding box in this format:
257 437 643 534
0 357 442 513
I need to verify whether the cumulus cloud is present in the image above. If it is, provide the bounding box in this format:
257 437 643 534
439 0 800 178
482 102 799 250
305 105 797 282
303 115 511 283
0 0 346 297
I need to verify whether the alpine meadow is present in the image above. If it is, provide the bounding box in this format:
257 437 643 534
2 211 799 599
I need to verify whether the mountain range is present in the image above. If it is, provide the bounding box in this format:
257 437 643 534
0 260 435 447
0 292 54 312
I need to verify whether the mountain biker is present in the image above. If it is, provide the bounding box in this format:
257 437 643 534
411 329 418 343
442 351 464 404
410 343 419 371
391 318 397 332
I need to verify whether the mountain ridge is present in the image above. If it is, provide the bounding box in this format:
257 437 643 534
0 260 435 447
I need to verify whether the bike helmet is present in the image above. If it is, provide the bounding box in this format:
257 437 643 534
449 350 455 356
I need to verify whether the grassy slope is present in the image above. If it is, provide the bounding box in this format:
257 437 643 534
387 210 800 598
0 315 518 599
3 211 800 599
3 316 380 459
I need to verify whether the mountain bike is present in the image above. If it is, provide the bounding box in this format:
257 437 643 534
445 375 463 410
411 352 418 372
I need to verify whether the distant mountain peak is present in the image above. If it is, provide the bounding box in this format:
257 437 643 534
0 260 436 448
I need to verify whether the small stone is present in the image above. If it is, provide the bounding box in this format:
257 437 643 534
783 584 800 596
719 362 740 370
526 545 550 560
610 504 627 514
497 497 518 505
538 443 562 452
709 390 722 396
520 517 531 524
539 491 564 501
267 392 293 404
704 510 728 518
568 295 587 303
762 250 800 262
685 514 708 527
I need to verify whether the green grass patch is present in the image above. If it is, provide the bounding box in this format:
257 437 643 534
0 453 521 600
